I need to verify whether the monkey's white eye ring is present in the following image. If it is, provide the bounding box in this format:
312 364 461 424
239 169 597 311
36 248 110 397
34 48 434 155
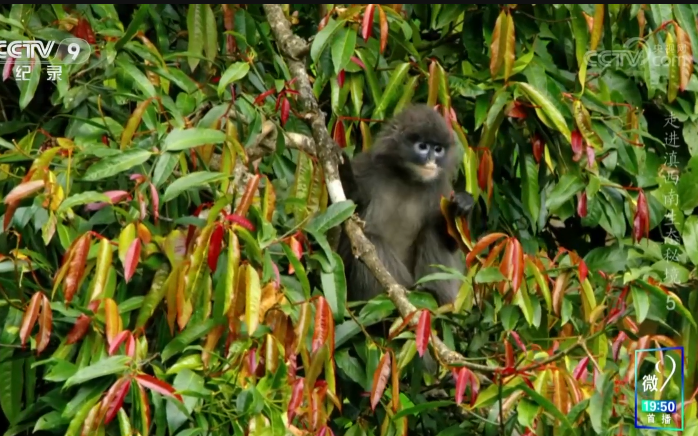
434 145 444 155
416 142 429 152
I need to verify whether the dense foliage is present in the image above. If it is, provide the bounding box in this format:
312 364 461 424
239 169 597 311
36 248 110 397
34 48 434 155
1 3 697 436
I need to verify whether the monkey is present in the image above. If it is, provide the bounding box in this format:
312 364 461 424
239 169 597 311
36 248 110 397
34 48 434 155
337 104 476 308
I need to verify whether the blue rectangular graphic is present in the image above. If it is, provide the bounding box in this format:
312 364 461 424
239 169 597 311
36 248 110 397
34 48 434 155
634 346 684 431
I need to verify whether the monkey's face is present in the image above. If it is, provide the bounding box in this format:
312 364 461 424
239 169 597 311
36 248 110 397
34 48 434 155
403 138 450 182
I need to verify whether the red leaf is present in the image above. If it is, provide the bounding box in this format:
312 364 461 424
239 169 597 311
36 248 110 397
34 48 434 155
66 314 92 344
85 190 132 211
36 294 52 354
337 69 345 88
333 119 346 148
468 370 479 406
507 102 527 119
108 330 131 355
288 378 304 421
207 223 224 272
505 341 514 368
19 292 43 347
370 351 391 411
280 97 290 126
454 367 467 405
585 145 596 168
101 135 108 145
415 310 431 357
135 374 183 402
578 260 588 283
102 377 131 425
211 76 220 84
125 332 136 357
531 133 544 164
361 5 376 41
612 332 627 361
633 190 650 243
223 213 256 231
509 331 526 353
350 56 366 69
571 130 584 162
577 191 588 218
254 88 276 105
3 57 15 81
149 183 159 223
124 238 141 283
573 356 589 380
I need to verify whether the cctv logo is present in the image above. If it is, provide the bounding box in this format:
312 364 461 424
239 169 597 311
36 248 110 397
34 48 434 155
0 40 55 60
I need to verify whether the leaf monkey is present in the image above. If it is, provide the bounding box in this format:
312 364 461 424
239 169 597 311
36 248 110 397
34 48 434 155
337 104 477 309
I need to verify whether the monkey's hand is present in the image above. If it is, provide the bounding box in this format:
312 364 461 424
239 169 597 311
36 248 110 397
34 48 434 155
450 191 475 218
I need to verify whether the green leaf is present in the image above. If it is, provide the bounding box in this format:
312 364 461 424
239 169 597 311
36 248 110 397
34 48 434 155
57 191 111 213
116 57 157 98
114 4 150 51
81 149 153 181
519 384 574 432
63 356 131 388
682 216 698 265
331 28 357 74
517 81 571 143
18 58 42 110
187 4 206 71
475 267 506 284
161 171 227 203
520 153 540 229
163 127 227 152
305 200 356 234
202 4 218 62
372 62 411 120
631 285 650 324
161 319 217 362
545 174 585 212
0 359 23 424
310 18 346 62
588 376 614 434
152 151 179 187
320 252 347 322
634 279 697 328
217 62 250 96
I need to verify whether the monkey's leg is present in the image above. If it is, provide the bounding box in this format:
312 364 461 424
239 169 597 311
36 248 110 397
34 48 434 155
339 231 414 302
412 225 465 306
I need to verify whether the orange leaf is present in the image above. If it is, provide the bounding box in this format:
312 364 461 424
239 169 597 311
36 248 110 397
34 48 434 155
552 272 570 316
531 133 544 163
124 238 141 283
676 25 693 91
36 294 52 354
511 238 524 293
503 11 515 81
311 297 334 356
3 201 19 231
104 298 121 346
390 350 399 412
66 314 92 344
19 292 43 347
504 340 514 368
287 236 303 274
361 5 376 42
633 190 650 243
234 174 261 217
378 5 388 54
465 232 508 267
63 233 92 304
415 310 431 357
136 222 151 244
427 59 439 108
370 351 391 411
136 382 152 430
388 309 418 341
3 179 45 204
135 374 183 402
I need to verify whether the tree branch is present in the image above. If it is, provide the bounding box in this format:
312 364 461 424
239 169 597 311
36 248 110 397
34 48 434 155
262 4 494 374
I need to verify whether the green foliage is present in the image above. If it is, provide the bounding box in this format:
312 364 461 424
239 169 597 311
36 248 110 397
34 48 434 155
1 3 698 436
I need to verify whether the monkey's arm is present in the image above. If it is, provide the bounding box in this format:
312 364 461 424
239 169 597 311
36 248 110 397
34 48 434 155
338 151 365 206
438 191 476 252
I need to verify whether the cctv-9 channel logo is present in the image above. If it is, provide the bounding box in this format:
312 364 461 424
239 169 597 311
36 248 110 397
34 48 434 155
0 38 91 65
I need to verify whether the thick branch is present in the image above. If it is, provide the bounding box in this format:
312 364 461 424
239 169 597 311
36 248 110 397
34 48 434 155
263 4 492 374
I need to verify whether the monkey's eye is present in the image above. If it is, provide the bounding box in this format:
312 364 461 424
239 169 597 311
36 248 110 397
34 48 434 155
434 145 444 156
415 142 429 153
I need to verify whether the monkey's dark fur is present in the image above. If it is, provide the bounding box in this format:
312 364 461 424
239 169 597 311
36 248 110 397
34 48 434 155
338 105 474 306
